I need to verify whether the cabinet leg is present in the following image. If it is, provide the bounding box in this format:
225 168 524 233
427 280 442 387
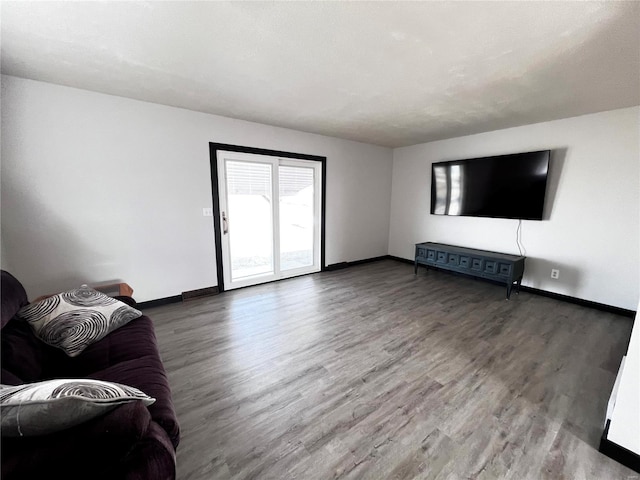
516 278 522 295
414 260 418 275
506 283 512 300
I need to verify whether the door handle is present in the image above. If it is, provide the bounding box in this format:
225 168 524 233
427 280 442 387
222 211 229 234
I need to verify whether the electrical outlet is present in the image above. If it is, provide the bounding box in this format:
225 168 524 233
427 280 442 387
202 207 213 217
551 268 560 279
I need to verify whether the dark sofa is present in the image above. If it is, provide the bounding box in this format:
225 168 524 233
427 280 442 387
1 270 180 480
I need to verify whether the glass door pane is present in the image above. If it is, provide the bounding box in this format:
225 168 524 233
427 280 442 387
225 160 274 281
279 165 314 271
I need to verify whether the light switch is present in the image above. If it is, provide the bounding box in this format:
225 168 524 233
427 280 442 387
202 207 213 217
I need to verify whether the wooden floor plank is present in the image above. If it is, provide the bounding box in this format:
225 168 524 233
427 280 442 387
147 260 637 480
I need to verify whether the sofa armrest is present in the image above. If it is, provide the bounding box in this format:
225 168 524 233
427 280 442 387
114 295 138 308
115 422 177 480
2 401 152 480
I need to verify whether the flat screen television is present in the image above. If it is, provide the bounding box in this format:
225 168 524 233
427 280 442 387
431 150 550 220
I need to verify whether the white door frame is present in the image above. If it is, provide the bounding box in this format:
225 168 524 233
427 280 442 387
216 149 323 291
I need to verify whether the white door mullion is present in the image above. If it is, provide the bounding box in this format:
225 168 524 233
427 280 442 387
272 161 281 277
313 167 321 270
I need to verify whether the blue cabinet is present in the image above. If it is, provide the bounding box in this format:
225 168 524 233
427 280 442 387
414 242 525 299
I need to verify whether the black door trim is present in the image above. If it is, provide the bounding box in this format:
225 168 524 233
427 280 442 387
209 143 327 293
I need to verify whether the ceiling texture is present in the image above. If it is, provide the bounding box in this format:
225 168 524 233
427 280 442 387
2 1 639 148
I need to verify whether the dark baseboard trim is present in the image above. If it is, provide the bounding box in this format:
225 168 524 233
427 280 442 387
325 262 349 271
137 295 182 310
348 255 389 266
600 420 640 473
388 256 636 318
326 256 389 271
387 255 414 265
138 256 637 318
182 286 219 301
519 286 636 318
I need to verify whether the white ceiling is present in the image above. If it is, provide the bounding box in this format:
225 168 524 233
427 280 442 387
2 1 639 148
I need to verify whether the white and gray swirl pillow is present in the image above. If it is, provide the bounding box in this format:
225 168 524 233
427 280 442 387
16 285 142 357
1 379 155 436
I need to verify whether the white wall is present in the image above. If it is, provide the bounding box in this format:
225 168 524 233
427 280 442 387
3 75 638 310
1 76 393 302
389 107 639 310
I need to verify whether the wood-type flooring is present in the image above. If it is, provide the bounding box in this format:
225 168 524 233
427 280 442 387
147 260 637 480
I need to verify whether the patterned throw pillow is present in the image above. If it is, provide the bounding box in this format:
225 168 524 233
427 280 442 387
16 285 142 357
0 379 155 436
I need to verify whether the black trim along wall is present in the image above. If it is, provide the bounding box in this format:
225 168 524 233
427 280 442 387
139 255 636 319
324 255 637 318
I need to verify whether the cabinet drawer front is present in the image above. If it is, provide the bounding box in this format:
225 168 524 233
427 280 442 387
426 249 436 260
417 247 427 258
436 251 447 263
484 261 497 274
459 256 470 268
471 258 483 271
447 253 459 266
498 263 512 276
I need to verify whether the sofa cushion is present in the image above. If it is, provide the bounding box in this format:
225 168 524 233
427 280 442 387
41 315 163 378
1 400 157 480
1 271 29 330
0 369 23 386
1 271 44 383
47 314 181 448
1 319 45 382
16 286 142 357
1 378 155 437
89 356 180 449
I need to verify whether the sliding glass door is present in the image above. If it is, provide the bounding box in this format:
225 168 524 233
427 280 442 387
217 151 322 290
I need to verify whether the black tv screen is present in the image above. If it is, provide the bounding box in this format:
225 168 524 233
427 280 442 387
431 150 550 220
